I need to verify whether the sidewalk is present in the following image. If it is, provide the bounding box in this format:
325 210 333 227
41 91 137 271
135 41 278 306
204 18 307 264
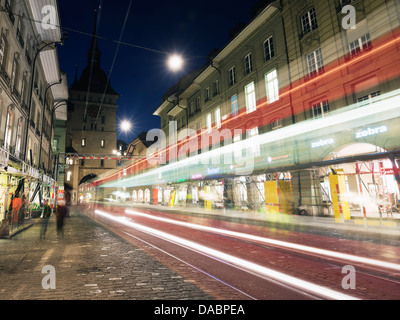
113 202 400 237
0 210 230 300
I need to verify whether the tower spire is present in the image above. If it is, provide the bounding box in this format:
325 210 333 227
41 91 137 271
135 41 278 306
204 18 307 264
87 8 101 66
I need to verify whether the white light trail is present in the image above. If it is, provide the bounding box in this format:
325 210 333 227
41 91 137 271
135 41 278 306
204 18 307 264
125 209 400 272
95 209 358 300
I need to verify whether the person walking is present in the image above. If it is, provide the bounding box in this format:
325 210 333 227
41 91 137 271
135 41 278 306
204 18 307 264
55 200 68 239
39 200 51 239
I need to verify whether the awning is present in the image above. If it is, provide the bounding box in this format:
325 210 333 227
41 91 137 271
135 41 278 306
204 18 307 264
27 0 62 43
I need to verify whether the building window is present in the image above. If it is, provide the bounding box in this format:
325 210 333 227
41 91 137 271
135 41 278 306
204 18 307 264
244 53 253 75
11 58 18 89
100 159 104 167
15 119 22 156
229 66 236 86
80 159 85 166
349 33 371 56
233 133 241 159
301 7 318 35
101 116 105 124
189 101 194 115
247 127 260 157
4 110 13 149
306 48 324 76
196 96 201 111
101 139 105 148
0 35 6 66
265 69 279 103
215 107 221 129
312 100 330 119
357 91 381 107
67 171 72 181
205 87 210 102
264 36 274 61
245 81 256 114
231 94 238 117
272 118 282 130
81 138 86 147
213 80 219 96
206 113 212 133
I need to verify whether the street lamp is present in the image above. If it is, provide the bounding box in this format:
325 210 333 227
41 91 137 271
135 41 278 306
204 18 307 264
167 54 184 72
38 79 62 172
120 119 132 133
23 42 58 163
47 99 68 178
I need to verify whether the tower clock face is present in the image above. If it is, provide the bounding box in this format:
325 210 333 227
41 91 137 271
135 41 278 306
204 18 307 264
88 105 100 117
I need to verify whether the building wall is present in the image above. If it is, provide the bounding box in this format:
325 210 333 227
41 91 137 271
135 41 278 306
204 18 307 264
149 0 400 213
66 90 118 201
0 0 66 218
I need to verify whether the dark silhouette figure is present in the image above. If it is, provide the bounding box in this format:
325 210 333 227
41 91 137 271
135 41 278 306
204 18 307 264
40 200 51 239
56 201 69 239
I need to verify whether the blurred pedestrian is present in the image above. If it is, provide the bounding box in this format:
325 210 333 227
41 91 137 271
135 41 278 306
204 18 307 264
39 199 51 239
56 200 68 239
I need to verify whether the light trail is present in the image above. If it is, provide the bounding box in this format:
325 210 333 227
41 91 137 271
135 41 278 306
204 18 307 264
95 209 358 300
88 34 400 186
125 209 400 272
102 88 400 188
121 230 258 300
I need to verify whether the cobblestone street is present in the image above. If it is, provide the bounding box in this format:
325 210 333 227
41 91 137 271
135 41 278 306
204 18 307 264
0 209 217 300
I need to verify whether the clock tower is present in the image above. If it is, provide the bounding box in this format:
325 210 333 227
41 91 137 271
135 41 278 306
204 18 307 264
66 9 119 203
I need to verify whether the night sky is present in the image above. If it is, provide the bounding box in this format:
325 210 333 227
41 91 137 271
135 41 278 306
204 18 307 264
58 0 261 143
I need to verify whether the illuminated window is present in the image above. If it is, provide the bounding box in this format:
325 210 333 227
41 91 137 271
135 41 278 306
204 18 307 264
215 107 221 129
265 69 279 103
206 113 212 133
81 138 86 147
306 48 324 76
67 171 72 181
247 127 260 157
245 82 256 113
100 139 105 148
231 94 238 116
233 132 241 159
4 110 13 149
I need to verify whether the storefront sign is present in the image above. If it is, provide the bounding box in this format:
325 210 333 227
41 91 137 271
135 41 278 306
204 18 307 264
191 174 202 180
207 167 220 175
311 138 334 148
355 125 387 139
